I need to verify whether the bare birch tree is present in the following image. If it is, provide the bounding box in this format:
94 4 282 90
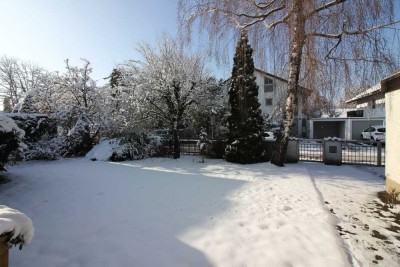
179 0 399 166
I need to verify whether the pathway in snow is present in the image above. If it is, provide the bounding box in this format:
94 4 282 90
0 157 396 266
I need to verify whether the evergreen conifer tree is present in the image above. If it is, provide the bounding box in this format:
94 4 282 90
225 30 264 164
19 92 38 114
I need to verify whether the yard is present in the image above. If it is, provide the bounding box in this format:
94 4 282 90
0 156 399 266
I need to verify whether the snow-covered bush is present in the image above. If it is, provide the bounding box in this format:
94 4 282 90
65 116 93 157
6 113 57 143
0 205 34 250
24 137 66 160
197 128 210 162
225 135 264 164
86 133 162 162
25 116 95 160
0 115 26 171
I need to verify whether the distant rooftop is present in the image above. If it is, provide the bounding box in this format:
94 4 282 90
345 83 381 104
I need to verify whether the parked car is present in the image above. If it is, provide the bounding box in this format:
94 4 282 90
262 131 276 141
150 129 172 140
360 125 385 142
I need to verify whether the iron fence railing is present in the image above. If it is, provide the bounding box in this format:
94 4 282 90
161 138 385 166
297 139 385 166
341 141 385 166
161 139 200 155
180 139 200 155
299 140 324 162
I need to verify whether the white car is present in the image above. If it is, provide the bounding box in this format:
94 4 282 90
360 125 385 142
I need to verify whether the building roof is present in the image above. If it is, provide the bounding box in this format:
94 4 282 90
381 71 400 93
254 68 310 93
254 68 289 83
345 83 382 104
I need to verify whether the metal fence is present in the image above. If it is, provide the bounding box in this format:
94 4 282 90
163 138 385 166
161 139 200 155
298 139 385 166
299 140 324 162
180 139 200 155
341 141 385 166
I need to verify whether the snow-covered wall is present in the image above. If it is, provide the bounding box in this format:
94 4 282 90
385 87 400 193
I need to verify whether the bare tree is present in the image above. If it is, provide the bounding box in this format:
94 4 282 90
133 36 210 159
0 55 47 109
179 0 400 166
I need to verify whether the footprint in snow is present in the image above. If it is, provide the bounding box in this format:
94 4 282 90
283 206 292 211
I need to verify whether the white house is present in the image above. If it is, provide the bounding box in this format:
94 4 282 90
253 69 309 137
345 84 385 121
381 72 400 194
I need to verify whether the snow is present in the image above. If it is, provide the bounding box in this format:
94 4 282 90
0 157 398 266
0 114 24 136
0 205 34 245
85 138 117 161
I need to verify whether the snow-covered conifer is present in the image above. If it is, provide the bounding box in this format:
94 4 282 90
225 30 264 164
19 92 38 113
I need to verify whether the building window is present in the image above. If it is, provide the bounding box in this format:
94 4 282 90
266 98 273 106
264 77 273 92
371 99 376 109
347 110 364 117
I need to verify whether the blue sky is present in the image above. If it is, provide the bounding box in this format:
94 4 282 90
0 0 229 84
1 0 399 87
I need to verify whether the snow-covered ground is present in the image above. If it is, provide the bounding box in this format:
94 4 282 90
0 157 398 266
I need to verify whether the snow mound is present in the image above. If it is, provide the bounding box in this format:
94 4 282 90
85 138 117 161
0 205 34 245
324 137 343 141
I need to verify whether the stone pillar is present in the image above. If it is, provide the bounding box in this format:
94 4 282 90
323 141 342 165
286 140 299 163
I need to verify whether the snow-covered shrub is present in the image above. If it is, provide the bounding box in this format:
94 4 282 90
225 134 264 164
5 113 57 143
86 133 162 162
0 205 34 250
24 137 67 160
197 128 210 162
207 139 226 159
0 115 26 171
65 116 93 157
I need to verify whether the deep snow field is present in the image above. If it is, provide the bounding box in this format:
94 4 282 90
0 156 399 266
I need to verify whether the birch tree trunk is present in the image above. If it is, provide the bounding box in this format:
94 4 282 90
271 1 306 166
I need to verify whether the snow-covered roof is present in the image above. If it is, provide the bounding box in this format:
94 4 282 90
345 83 381 104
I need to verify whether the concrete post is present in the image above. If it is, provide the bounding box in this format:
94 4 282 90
323 141 342 165
377 141 382 166
286 140 299 163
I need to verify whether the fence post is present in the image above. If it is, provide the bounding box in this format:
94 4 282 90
323 140 342 165
377 141 382 166
0 235 9 267
286 140 299 163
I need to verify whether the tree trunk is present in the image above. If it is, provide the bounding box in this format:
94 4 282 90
271 1 306 167
172 126 180 159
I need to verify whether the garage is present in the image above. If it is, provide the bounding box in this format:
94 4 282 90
312 120 346 139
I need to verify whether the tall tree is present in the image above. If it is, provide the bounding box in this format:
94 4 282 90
179 0 399 166
226 30 264 163
133 35 210 159
0 55 47 108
